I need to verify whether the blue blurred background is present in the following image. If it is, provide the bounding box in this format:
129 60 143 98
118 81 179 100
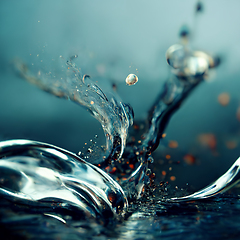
1 0 240 190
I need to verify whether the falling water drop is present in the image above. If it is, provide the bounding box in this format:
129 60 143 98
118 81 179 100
125 74 138 86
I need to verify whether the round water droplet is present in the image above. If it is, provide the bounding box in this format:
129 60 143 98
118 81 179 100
125 74 138 86
166 44 189 69
193 51 220 69
146 168 151 176
184 55 209 77
179 25 190 38
196 1 203 12
147 156 154 163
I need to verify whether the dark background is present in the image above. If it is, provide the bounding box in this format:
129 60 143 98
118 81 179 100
1 0 240 191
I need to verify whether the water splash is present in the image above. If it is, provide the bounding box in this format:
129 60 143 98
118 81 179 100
0 139 128 220
14 57 133 165
169 157 240 202
7 8 238 224
7 45 240 222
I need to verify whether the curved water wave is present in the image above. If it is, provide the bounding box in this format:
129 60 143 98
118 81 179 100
169 157 240 202
0 139 128 219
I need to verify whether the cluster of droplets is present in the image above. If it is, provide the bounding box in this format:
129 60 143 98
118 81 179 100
166 42 219 81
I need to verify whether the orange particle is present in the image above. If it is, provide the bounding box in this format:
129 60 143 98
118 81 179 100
109 167 117 174
166 155 171 159
162 170 167 176
150 173 155 178
108 193 116 203
90 101 94 105
218 92 230 106
183 154 196 165
129 164 134 169
133 124 139 130
105 166 110 171
170 176 176 181
198 133 217 150
225 140 237 149
162 133 167 138
168 140 178 148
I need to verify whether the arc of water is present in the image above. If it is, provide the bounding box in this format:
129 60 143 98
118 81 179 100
169 157 240 202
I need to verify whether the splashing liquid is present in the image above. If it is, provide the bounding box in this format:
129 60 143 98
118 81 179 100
14 57 134 166
6 3 240 225
0 139 127 220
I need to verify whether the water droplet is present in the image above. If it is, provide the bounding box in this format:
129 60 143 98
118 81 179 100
146 168 151 176
166 44 189 69
147 156 154 163
179 25 190 38
87 148 93 153
125 74 138 86
196 1 203 12
186 56 209 76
